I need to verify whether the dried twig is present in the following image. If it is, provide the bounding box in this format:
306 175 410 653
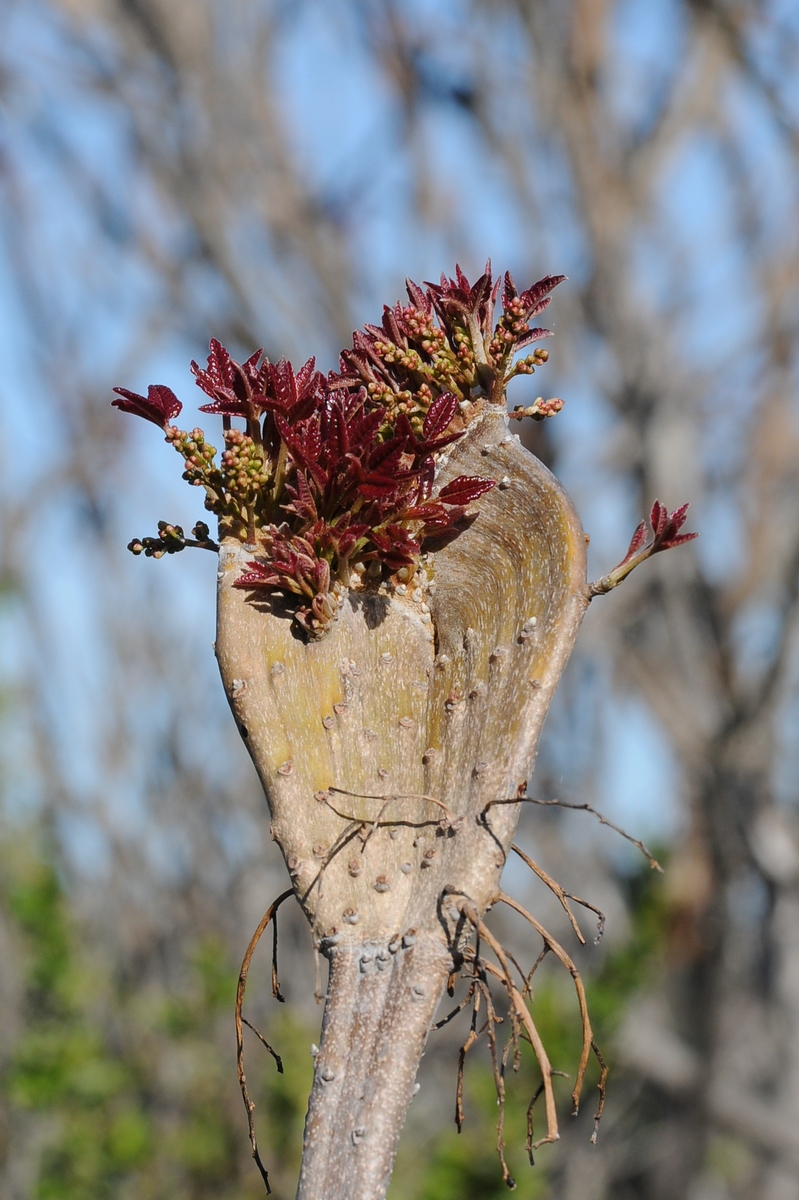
485 795 663 872
497 892 600 1117
590 1041 608 1144
271 900 285 1003
432 985 476 1031
448 892 560 1149
522 944 551 998
325 787 458 844
479 978 514 1188
456 984 484 1131
525 1071 569 1163
451 956 513 1185
236 889 294 1195
317 792 449 832
506 1000 523 1074
446 882 608 1165
511 844 606 944
242 1017 284 1069
300 820 363 905
526 1081 545 1163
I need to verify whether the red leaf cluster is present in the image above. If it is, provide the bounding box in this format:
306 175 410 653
238 386 495 612
618 500 699 570
192 340 325 425
113 262 574 633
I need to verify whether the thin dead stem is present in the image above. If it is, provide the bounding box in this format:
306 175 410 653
480 979 514 1188
523 943 551 998
318 793 451 833
242 1016 284 1069
440 881 608 1178
300 820 363 905
325 787 458 841
485 795 663 871
456 987 484 1132
448 892 560 1150
498 892 602 1118
302 787 464 905
235 889 294 1195
511 843 606 944
433 986 476 1031
526 1081 544 1162
590 1041 608 1144
525 1071 569 1163
506 1001 523 1074
478 958 559 1151
447 942 525 1182
271 900 285 1002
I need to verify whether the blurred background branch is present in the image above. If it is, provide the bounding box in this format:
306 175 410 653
1 1 798 1197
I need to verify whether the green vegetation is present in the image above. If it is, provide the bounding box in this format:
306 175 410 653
0 836 307 1199
1 836 669 1199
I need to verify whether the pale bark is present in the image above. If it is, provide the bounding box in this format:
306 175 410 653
297 937 451 1200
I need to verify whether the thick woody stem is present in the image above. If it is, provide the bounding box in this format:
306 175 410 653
297 935 451 1200
214 405 590 1195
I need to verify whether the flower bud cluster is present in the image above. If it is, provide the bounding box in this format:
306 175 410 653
362 314 469 431
509 396 564 422
127 521 218 559
164 426 228 521
505 348 549 378
166 426 220 487
490 294 532 354
489 306 551 376
163 423 275 536
220 429 271 495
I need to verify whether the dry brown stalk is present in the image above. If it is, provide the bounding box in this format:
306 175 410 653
450 893 560 1150
235 888 294 1193
497 891 597 1116
433 985 477 1032
322 787 457 847
449 950 527 1186
523 944 552 998
480 979 514 1187
446 883 606 1165
455 987 484 1132
589 1041 609 1145
241 1018 282 1069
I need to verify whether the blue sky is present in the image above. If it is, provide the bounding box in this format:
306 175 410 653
3 0 796 874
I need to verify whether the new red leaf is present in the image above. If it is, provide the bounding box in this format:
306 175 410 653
437 476 496 506
112 384 182 428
